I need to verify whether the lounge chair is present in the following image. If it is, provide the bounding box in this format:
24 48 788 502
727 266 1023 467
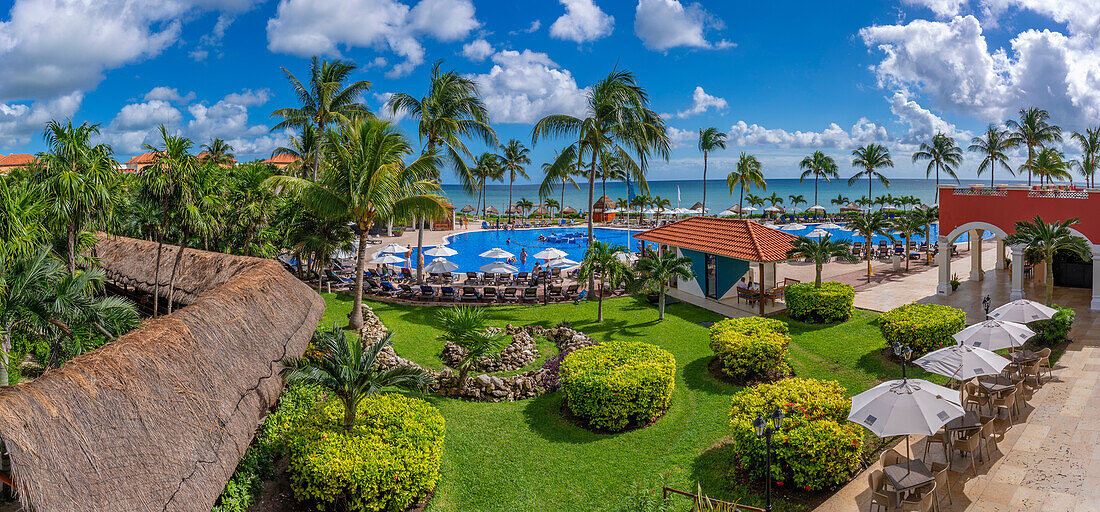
419 285 437 301
428 272 442 283
482 272 496 285
564 284 580 300
440 286 458 301
497 273 512 286
441 272 455 283
379 281 400 296
397 283 416 298
400 267 414 281
521 287 538 303
465 272 480 284
325 269 353 288
548 285 564 301
482 286 498 302
516 271 529 281
502 287 519 302
550 267 563 283
461 286 481 301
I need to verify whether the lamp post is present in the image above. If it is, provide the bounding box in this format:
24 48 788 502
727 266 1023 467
892 341 913 380
752 408 785 512
982 294 991 316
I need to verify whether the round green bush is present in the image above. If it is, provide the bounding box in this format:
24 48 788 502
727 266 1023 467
729 378 863 491
709 317 792 383
1028 304 1074 346
285 393 445 512
560 341 676 432
878 303 966 355
785 282 855 323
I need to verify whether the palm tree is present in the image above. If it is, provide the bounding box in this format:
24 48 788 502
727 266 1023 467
830 194 850 207
850 144 893 208
539 152 579 224
1004 216 1091 304
280 325 430 432
765 192 784 207
285 211 354 293
532 69 670 272
436 306 506 393
650 195 670 224
1071 127 1100 188
698 127 727 213
726 153 765 217
473 152 503 218
265 117 448 330
1029 147 1071 184
969 125 1016 187
500 139 531 223
35 119 121 274
578 241 632 321
1006 108 1062 186
273 124 320 178
271 56 372 180
516 198 534 218
199 137 236 165
0 176 45 267
912 133 962 202
847 211 893 282
891 212 927 271
787 194 807 210
785 235 856 287
632 248 693 320
919 206 938 265
745 194 765 212
798 151 839 207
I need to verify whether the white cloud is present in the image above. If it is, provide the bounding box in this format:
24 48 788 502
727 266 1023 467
633 0 734 51
467 49 588 124
112 100 183 131
144 87 196 105
983 0 1100 38
675 86 727 118
462 39 494 61
726 118 890 150
510 20 541 35
666 127 695 149
549 0 614 44
223 88 271 107
889 91 970 145
0 92 83 148
903 0 967 17
266 0 480 78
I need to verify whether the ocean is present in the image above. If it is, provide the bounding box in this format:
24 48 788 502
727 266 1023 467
440 178 1017 214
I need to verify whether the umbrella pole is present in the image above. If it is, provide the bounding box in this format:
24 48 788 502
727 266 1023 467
906 436 911 474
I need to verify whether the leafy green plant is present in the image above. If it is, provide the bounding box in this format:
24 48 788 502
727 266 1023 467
878 303 966 355
631 248 694 321
784 282 855 323
1004 215 1091 305
1028 305 1074 346
950 273 960 291
560 341 676 432
708 317 792 383
437 305 507 392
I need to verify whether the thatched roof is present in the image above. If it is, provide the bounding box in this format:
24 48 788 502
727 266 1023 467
840 202 863 212
561 206 577 214
689 201 705 211
0 234 324 512
592 195 616 211
460 204 475 213
484 205 499 214
531 206 550 216
505 205 521 215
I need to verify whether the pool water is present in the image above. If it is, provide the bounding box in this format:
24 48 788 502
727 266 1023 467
415 227 643 274
779 222 987 245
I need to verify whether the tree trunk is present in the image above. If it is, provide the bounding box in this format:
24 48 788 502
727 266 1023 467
905 235 911 271
1027 145 1033 187
0 331 10 387
702 152 708 214
596 273 604 322
508 179 514 224
67 223 77 275
1045 255 1054 305
314 121 324 181
166 229 190 315
560 183 566 225
349 225 369 330
815 262 822 288
316 252 324 294
866 234 872 282
739 186 745 218
342 398 356 432
153 218 166 319
458 367 469 394
658 288 666 321
416 216 425 285
587 151 596 296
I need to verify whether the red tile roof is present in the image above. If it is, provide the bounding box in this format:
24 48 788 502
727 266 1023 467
125 152 157 165
0 154 37 167
634 217 797 262
262 154 299 164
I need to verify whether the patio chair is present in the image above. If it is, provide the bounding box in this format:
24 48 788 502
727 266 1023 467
397 283 416 298
461 286 481 302
516 271 529 281
521 287 538 303
900 481 935 512
440 286 458 301
1036 347 1053 380
548 285 564 301
502 287 519 302
879 448 905 468
441 272 455 283
482 286 498 302
867 469 898 512
564 284 580 300
952 429 983 475
964 380 990 415
465 271 480 283
992 382 1020 422
978 415 999 460
419 285 438 301
482 272 496 285
783 277 800 288
736 287 760 305
497 273 513 286
400 267 414 281
379 281 400 297
922 427 950 464
1021 360 1043 389
550 267 563 283
929 462 952 509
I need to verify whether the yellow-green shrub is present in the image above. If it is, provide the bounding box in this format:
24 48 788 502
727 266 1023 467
285 393 445 512
709 317 792 383
785 282 855 323
729 378 862 491
879 303 965 355
560 341 676 432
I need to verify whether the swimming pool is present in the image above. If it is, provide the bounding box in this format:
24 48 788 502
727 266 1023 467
414 227 642 274
779 222 989 245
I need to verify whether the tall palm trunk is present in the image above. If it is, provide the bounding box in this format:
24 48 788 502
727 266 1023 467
167 229 190 314
560 183 566 224
866 233 872 283
508 179 514 224
316 252 324 294
0 331 10 386
596 272 605 321
416 216 425 284
1044 254 1054 305
67 223 77 275
934 165 940 202
702 152 708 213
1027 145 1033 186
314 120 324 181
349 223 370 330
813 176 818 207
586 151 597 296
739 186 745 218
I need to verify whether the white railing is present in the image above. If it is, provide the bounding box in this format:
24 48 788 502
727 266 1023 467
1027 190 1089 199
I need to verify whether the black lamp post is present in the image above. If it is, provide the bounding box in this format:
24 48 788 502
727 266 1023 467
982 294 991 316
752 408 785 512
892 341 913 380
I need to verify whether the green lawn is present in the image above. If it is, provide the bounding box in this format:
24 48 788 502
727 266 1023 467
317 295 920 512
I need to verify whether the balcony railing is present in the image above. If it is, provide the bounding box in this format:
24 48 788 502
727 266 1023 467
953 187 1008 197
1027 189 1089 199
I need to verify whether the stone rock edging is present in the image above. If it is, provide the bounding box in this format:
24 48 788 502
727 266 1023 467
440 327 538 373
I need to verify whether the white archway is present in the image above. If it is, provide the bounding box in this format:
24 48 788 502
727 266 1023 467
944 221 1009 244
938 221 1010 296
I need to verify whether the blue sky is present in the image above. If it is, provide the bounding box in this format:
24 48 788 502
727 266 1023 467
0 0 1094 182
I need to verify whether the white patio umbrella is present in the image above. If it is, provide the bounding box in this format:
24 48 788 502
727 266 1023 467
614 251 639 264
369 253 406 265
988 300 1057 323
423 258 459 273
806 228 830 238
424 245 458 257
740 206 757 212
782 223 807 231
764 206 783 213
817 223 842 230
377 243 409 254
480 261 518 273
717 208 738 217
479 247 515 259
546 257 580 268
914 344 1011 380
806 204 826 212
849 379 964 471
953 319 1035 351
533 248 568 260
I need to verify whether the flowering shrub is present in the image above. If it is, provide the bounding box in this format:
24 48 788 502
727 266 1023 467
878 303 966 355
729 378 863 491
709 317 792 383
560 341 676 432
285 393 445 512
785 282 855 323
1028 305 1074 346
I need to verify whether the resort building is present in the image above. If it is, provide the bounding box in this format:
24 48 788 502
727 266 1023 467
0 154 37 174
122 152 157 172
591 195 617 222
936 184 1100 310
261 154 300 169
635 217 797 317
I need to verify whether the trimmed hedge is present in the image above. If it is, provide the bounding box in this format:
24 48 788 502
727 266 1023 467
560 341 676 432
878 303 966 355
729 378 863 491
286 393 445 512
1029 305 1074 346
709 317 792 383
785 282 855 323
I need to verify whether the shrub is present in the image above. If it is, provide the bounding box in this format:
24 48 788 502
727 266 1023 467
285 393 445 512
709 317 792 383
878 303 965 355
560 341 676 432
1028 305 1074 346
729 378 863 491
785 282 855 323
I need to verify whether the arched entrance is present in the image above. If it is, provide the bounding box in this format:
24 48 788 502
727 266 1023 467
937 221 1010 297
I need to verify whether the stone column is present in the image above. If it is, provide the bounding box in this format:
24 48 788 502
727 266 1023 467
1010 244 1026 301
970 229 983 281
1092 250 1100 310
995 238 1005 270
937 235 952 295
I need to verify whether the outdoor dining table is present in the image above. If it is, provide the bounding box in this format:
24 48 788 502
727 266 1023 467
977 375 1015 395
944 410 981 434
882 459 935 503
1011 350 1040 365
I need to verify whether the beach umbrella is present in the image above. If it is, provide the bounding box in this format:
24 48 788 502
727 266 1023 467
561 206 577 214
807 228 830 238
914 344 1011 380
781 223 807 231
953 319 1035 351
817 223 842 230
423 258 459 273
484 205 499 214
378 243 409 254
848 379 964 470
764 206 782 213
806 204 826 212
369 253 406 265
546 257 580 268
460 204 475 213
424 245 458 257
479 247 515 259
717 208 738 217
614 251 639 264
740 205 757 212
480 261 518 273
533 248 568 260
988 299 1057 323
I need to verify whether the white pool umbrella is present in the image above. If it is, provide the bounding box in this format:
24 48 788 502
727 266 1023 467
717 209 738 217
953 319 1035 351
369 253 406 265
740 206 757 212
423 258 459 273
849 379 964 471
782 223 807 231
479 247 515 259
817 223 842 230
806 228 830 238
480 261 518 273
914 344 1011 380
546 257 580 268
378 243 409 254
764 206 782 213
424 245 458 257
988 300 1057 323
533 248 568 259
614 251 639 264
807 205 826 211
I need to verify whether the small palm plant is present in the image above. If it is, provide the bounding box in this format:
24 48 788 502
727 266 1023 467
891 212 927 271
436 306 507 393
786 235 857 287
578 241 633 322
632 248 694 320
280 325 431 432
1004 215 1091 305
847 211 894 282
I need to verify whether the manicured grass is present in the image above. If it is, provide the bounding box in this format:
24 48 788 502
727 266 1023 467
316 295 934 512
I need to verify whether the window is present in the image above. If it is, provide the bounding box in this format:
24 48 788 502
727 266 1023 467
705 254 717 299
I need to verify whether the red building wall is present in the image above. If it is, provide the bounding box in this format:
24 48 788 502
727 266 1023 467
938 186 1100 244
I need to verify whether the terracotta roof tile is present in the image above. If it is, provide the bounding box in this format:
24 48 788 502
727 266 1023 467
634 217 797 262
125 152 157 165
0 154 37 167
262 154 299 164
